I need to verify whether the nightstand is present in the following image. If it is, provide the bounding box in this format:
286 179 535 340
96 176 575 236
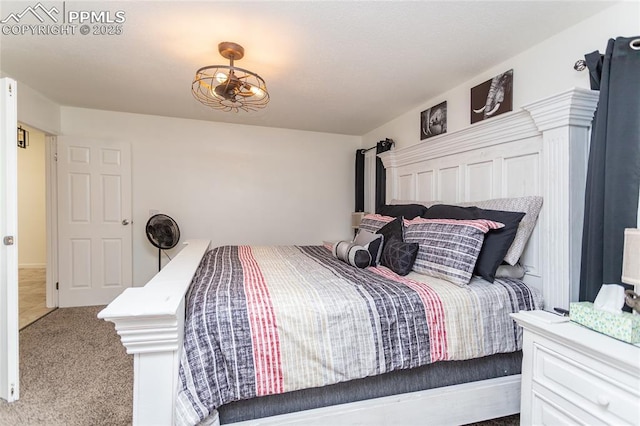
512 310 640 425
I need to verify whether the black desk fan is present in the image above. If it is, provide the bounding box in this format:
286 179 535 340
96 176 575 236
145 214 180 271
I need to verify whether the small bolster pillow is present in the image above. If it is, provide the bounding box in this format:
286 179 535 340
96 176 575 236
332 241 372 268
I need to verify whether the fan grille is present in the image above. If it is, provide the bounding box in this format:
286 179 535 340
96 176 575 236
146 214 180 250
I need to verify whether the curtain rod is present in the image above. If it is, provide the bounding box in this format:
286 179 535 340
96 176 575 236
576 39 640 71
359 138 395 153
574 59 586 71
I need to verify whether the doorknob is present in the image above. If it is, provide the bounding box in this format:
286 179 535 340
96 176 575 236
122 219 130 226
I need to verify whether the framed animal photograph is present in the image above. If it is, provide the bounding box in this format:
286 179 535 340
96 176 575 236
470 69 513 124
420 101 447 140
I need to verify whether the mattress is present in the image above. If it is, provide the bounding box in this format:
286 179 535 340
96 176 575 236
176 245 542 425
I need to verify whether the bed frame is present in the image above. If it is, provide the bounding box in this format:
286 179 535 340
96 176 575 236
98 87 599 426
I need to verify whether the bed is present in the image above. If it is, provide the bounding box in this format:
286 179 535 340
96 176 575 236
98 87 599 425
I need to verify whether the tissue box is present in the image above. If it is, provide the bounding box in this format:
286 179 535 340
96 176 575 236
570 302 640 343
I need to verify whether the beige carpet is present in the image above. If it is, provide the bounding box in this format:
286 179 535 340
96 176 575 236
0 306 518 426
0 306 133 426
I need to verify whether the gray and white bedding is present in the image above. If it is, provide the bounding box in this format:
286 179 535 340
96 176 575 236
175 245 542 425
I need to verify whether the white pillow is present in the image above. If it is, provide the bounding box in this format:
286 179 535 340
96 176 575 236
494 262 527 279
458 196 543 265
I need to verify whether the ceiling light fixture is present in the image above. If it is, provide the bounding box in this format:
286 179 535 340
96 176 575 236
192 42 269 113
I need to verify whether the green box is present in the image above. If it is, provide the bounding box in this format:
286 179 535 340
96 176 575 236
570 301 640 343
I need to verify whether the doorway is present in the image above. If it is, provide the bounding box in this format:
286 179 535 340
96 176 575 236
17 124 54 329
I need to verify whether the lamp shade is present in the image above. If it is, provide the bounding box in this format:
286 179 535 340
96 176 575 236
622 228 640 287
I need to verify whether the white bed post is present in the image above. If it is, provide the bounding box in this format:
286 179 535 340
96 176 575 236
523 88 598 310
98 239 210 426
118 303 186 425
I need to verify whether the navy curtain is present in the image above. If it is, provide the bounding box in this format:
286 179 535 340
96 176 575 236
375 139 394 213
355 149 365 212
579 36 640 302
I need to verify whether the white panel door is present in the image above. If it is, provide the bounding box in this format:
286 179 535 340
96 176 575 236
57 138 132 307
0 78 19 402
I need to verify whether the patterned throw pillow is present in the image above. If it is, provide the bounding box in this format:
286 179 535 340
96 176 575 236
381 239 419 276
424 205 525 282
404 218 505 286
358 214 395 234
332 241 371 268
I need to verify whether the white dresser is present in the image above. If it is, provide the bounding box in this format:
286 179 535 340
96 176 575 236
512 310 640 425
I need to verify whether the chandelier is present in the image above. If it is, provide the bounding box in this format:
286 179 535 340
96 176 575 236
192 42 269 112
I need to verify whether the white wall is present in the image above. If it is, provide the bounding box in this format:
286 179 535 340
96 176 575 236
17 125 46 268
16 83 61 136
60 108 361 285
363 2 640 150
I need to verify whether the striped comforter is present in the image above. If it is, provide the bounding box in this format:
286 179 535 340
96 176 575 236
176 245 542 425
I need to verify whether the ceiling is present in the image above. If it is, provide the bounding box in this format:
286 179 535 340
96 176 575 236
0 1 615 136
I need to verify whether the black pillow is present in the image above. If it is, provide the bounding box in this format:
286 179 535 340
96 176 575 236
423 205 526 282
376 216 404 244
379 204 427 220
381 239 419 276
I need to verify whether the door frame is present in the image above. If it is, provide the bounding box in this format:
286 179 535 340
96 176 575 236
14 127 58 309
45 136 58 308
16 129 58 308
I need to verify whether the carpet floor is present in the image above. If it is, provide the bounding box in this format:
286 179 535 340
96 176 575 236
0 306 133 426
0 306 519 426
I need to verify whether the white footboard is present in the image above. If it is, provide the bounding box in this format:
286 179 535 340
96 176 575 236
98 239 210 426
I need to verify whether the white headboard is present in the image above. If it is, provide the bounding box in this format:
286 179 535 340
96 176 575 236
379 88 599 311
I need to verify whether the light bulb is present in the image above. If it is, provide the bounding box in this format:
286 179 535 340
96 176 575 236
215 72 228 84
250 85 265 99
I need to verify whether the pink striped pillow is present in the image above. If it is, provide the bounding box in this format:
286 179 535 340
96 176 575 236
403 218 504 286
358 214 396 234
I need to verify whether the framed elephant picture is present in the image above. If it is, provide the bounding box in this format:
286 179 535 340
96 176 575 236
420 101 447 140
471 69 513 124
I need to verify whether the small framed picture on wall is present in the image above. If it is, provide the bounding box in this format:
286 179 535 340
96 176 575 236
420 101 447 140
470 69 513 124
